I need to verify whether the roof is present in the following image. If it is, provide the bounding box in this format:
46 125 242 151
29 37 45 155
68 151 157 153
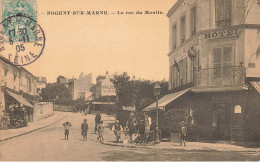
0 55 36 78
143 88 190 112
6 89 33 107
167 0 184 17
250 81 260 94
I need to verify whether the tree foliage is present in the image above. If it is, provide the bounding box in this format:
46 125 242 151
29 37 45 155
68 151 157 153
41 83 71 101
111 73 169 110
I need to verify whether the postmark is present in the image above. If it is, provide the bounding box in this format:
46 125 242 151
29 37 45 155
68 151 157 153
0 15 45 66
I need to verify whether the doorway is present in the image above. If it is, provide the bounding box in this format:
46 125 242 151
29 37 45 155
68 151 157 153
212 103 231 140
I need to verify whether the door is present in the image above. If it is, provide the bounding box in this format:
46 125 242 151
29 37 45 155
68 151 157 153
212 103 231 140
212 45 233 80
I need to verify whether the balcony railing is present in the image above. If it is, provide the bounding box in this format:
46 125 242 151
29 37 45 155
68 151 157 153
194 66 246 87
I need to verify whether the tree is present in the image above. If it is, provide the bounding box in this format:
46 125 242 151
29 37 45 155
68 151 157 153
41 83 71 101
111 73 169 110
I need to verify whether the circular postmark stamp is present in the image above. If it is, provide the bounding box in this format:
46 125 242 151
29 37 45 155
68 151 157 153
0 14 45 66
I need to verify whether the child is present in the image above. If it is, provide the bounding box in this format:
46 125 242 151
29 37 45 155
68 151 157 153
81 119 88 141
63 122 72 140
112 120 123 143
97 120 104 143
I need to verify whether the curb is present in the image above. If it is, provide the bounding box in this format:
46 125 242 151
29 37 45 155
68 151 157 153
0 115 69 143
94 139 260 152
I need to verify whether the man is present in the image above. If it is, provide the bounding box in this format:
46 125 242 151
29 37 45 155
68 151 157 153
112 120 123 143
144 113 152 132
94 112 101 134
127 113 138 142
81 119 88 141
144 113 152 143
179 121 187 146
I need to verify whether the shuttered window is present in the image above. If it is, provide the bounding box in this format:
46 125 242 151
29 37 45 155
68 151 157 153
191 6 196 36
215 0 232 27
180 16 186 44
172 25 177 49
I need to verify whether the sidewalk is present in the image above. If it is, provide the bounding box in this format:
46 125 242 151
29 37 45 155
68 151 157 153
88 114 260 152
0 111 69 142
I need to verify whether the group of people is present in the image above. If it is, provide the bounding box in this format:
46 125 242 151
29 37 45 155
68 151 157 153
62 111 188 146
62 112 104 143
1 104 28 129
110 112 152 144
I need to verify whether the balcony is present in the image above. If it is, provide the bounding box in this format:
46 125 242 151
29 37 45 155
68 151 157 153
194 66 246 87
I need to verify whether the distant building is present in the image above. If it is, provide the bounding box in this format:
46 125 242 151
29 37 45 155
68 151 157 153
57 75 67 84
69 73 92 100
91 72 117 113
37 77 47 95
94 71 116 99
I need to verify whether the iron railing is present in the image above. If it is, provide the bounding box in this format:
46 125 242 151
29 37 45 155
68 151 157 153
194 66 246 87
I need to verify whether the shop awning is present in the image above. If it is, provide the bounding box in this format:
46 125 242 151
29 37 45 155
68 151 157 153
251 81 260 94
6 90 33 107
143 88 190 112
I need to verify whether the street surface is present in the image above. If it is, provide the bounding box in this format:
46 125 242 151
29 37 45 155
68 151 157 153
0 112 259 161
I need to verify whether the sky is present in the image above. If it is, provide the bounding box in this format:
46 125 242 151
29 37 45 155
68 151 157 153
20 0 177 83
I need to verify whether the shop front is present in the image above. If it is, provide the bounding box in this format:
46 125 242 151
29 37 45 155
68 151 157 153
2 88 34 129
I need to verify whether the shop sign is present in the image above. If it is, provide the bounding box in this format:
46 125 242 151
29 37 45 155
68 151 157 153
212 95 232 102
204 29 240 39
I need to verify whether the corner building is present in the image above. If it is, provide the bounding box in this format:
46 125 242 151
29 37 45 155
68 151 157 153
166 0 260 143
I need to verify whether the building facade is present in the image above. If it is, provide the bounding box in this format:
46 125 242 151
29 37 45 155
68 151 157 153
36 77 47 95
68 73 92 100
165 0 260 143
0 56 51 128
95 71 116 99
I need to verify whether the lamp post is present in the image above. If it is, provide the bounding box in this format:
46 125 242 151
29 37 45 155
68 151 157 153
188 47 198 84
154 83 161 144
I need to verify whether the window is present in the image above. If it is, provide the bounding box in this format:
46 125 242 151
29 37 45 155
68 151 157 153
191 7 196 36
179 58 187 86
170 65 175 89
212 45 233 78
180 16 186 43
172 25 177 49
215 0 232 27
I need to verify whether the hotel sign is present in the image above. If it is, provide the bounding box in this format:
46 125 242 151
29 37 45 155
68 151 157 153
204 29 240 39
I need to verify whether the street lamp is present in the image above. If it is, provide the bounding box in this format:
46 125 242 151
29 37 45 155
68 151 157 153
188 47 198 84
154 83 161 144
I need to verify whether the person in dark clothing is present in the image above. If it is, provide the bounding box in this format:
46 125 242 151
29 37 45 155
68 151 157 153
127 113 138 142
94 112 101 134
81 119 88 141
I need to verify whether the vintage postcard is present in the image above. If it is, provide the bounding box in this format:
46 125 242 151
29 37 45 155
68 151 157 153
0 0 260 161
